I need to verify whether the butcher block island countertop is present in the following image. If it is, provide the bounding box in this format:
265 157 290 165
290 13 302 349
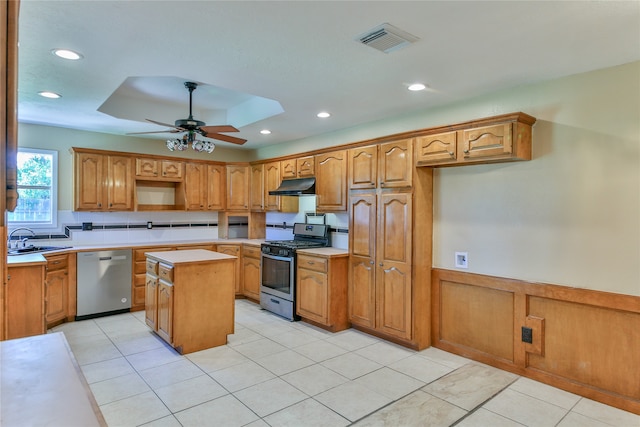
144 249 237 354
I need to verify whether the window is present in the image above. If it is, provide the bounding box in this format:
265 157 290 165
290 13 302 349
7 148 58 228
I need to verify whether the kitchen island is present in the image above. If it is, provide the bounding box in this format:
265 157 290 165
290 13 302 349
144 249 236 354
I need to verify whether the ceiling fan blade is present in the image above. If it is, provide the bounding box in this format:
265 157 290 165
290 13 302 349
145 118 179 129
205 133 247 145
127 129 181 135
199 125 239 134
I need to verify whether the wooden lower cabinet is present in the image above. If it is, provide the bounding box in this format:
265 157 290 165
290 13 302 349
133 246 173 311
296 251 349 332
217 244 242 295
145 249 236 354
242 245 261 300
44 253 74 328
5 264 45 339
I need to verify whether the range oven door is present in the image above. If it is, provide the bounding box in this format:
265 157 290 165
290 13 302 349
260 252 295 301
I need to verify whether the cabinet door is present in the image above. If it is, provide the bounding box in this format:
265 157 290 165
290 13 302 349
226 165 250 211
349 145 377 189
296 156 315 177
184 162 208 210
297 268 328 324
242 256 261 300
349 194 377 328
136 158 159 177
264 161 281 211
217 245 241 294
45 269 67 325
415 131 457 165
376 192 412 340
207 164 226 210
6 266 44 339
107 155 134 210
379 139 413 188
250 164 265 211
462 123 512 160
161 160 183 180
157 281 173 343
74 152 105 210
144 274 158 330
281 159 297 180
316 150 347 212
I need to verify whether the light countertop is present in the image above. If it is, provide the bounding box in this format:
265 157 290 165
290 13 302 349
145 249 237 265
297 247 349 257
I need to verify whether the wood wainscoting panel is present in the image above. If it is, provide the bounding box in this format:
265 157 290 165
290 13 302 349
439 280 514 362
528 296 640 401
432 268 640 414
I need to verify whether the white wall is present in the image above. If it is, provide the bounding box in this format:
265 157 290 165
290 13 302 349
254 61 640 296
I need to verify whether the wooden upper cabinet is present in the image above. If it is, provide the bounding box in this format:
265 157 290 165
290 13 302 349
297 156 315 178
281 159 297 180
226 164 250 211
184 162 208 210
75 151 105 210
264 161 281 211
207 164 225 211
378 139 413 188
415 113 535 167
462 123 513 160
415 131 458 166
136 158 183 180
106 155 134 210
315 150 348 212
250 164 265 211
74 151 133 211
349 145 378 189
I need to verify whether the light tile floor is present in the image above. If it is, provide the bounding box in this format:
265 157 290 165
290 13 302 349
50 299 640 427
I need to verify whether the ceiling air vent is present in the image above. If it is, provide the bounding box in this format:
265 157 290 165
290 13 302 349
357 23 419 53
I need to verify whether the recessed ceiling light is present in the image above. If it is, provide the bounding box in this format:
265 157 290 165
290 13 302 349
52 48 83 60
317 112 331 118
260 129 271 135
38 91 61 99
408 83 426 91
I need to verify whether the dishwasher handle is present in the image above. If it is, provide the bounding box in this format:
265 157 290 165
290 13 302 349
99 255 127 261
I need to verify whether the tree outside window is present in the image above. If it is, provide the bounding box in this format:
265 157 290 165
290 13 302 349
7 148 58 227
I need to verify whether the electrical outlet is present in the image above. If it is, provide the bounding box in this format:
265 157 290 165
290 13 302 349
455 252 468 269
521 326 533 344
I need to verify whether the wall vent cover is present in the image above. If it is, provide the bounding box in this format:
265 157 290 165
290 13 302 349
357 23 419 53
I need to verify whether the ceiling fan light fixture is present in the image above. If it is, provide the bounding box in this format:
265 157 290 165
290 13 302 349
166 138 188 152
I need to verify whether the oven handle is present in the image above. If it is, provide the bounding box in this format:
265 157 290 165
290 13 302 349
261 253 293 262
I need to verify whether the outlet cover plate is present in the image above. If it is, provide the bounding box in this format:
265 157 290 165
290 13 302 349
455 252 468 269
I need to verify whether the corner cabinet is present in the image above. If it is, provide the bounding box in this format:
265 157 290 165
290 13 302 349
415 112 535 167
73 150 134 211
315 150 348 212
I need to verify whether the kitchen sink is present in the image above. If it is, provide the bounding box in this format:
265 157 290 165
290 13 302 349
7 245 72 256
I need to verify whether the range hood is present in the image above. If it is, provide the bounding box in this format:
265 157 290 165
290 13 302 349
269 177 315 196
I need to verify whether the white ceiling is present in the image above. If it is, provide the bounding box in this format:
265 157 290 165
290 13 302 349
17 1 640 150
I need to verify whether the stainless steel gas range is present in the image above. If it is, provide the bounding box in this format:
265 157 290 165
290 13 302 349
260 223 330 320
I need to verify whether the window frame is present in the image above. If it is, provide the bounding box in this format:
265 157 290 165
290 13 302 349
8 147 58 229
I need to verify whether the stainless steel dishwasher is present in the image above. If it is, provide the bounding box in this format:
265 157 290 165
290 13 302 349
76 249 132 320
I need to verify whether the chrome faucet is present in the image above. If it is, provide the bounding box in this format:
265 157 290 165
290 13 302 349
8 227 36 249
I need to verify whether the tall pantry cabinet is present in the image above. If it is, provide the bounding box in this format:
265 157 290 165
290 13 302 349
348 138 432 349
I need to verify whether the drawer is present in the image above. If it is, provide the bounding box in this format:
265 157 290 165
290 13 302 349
158 263 174 283
297 254 328 273
242 245 261 259
146 259 159 275
45 254 68 272
218 245 240 256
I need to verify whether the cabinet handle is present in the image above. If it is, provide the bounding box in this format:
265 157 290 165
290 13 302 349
463 149 470 154
448 151 455 156
379 263 383 266
371 183 375 186
307 261 315 265
369 260 374 265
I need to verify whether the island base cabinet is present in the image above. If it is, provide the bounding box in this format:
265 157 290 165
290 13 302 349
145 250 236 354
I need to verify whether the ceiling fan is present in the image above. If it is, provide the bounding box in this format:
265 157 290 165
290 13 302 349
127 81 247 149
